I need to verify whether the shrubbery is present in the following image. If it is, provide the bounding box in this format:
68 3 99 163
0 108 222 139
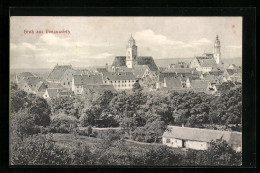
48 114 79 133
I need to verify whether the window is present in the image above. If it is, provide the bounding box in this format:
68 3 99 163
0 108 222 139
68 82 70 85
111 81 113 83
118 81 120 83
115 81 116 83
118 85 120 87
122 81 124 83
105 81 107 83
45 95 47 97
129 80 130 83
132 80 135 83
166 139 170 143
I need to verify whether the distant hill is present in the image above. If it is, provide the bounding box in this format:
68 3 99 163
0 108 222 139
222 58 242 67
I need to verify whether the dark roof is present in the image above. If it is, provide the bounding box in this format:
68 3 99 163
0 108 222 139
195 57 217 67
23 77 44 92
165 77 183 89
73 74 103 85
136 56 158 71
103 72 136 81
111 56 127 67
47 65 73 81
117 66 133 73
191 80 210 89
163 126 241 146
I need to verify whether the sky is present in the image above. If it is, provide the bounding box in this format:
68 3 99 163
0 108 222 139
10 17 242 69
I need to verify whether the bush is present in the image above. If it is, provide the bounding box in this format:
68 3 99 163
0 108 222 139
11 134 72 165
76 126 93 136
49 114 79 133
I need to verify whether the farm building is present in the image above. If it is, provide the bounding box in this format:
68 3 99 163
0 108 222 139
162 126 241 152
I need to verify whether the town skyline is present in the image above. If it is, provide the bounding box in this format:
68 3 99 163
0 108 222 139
10 17 242 69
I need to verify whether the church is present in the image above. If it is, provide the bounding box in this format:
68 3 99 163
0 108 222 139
190 35 224 73
111 35 158 73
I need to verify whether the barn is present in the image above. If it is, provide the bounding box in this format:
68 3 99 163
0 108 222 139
162 126 242 152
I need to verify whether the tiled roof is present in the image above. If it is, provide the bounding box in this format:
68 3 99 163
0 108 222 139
137 56 158 71
73 74 103 85
190 80 210 89
117 66 134 73
164 77 183 89
195 57 217 67
111 56 127 67
47 65 73 81
163 126 241 146
132 65 149 78
23 77 44 92
103 72 136 81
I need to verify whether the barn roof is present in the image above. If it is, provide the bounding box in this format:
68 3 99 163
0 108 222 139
165 77 183 89
73 74 103 85
111 56 127 67
195 57 217 67
163 126 242 146
103 72 136 81
47 65 73 81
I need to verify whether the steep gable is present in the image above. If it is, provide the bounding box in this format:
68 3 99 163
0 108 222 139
137 56 158 71
47 65 73 81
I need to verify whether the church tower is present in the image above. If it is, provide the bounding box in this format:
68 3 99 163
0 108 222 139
214 35 221 65
126 35 137 68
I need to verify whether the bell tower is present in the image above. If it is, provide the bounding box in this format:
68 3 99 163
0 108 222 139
214 35 221 65
126 34 137 68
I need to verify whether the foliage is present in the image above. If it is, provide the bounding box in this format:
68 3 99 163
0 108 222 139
185 139 241 166
131 120 166 143
11 134 72 165
49 114 79 133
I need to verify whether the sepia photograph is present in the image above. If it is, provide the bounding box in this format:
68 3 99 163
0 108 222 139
10 16 242 166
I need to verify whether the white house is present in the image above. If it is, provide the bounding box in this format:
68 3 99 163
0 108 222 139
162 126 242 152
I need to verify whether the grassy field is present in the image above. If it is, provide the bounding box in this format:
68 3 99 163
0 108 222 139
52 133 186 155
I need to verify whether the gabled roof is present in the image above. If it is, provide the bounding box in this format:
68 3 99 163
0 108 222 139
111 56 127 67
47 65 73 81
163 126 241 146
165 77 183 89
137 56 158 71
195 57 217 67
103 72 136 81
132 65 149 78
23 77 46 92
191 80 210 89
73 74 103 85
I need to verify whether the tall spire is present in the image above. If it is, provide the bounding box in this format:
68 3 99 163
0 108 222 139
128 34 135 46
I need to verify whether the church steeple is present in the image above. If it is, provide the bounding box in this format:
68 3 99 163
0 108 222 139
126 34 138 68
128 34 136 47
214 35 221 65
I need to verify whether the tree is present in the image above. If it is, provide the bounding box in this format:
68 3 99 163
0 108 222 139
132 82 142 92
